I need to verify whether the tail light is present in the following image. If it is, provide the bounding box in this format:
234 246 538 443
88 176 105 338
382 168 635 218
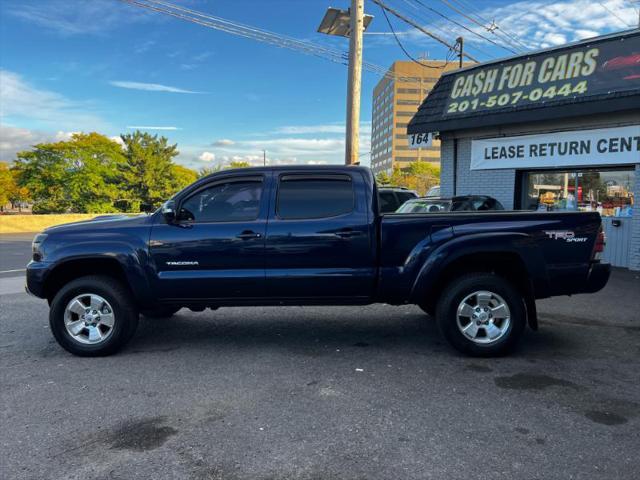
592 224 605 261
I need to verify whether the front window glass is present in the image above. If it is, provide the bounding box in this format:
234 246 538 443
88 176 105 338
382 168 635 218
522 168 634 217
180 180 263 222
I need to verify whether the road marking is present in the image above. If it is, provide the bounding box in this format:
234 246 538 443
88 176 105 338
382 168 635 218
0 269 26 274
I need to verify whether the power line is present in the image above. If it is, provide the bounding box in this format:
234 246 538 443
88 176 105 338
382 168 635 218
119 0 402 81
434 0 531 52
379 3 453 69
370 0 479 62
597 1 634 27
408 0 519 54
397 0 497 59
441 0 535 51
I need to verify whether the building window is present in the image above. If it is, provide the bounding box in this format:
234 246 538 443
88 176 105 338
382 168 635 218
520 168 635 217
397 99 420 106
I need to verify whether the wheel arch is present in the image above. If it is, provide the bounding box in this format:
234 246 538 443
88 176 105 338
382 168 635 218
411 234 541 329
43 256 147 306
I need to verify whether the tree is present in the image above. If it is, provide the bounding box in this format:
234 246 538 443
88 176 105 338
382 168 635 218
228 161 251 169
119 131 180 209
375 171 391 185
198 164 222 178
13 133 125 213
171 164 198 192
0 162 14 211
375 161 441 196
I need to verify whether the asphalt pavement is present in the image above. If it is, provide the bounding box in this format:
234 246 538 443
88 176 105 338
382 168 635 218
1 242 639 479
0 233 33 278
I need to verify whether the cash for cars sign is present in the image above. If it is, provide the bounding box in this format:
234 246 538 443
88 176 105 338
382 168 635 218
470 125 640 170
444 33 640 116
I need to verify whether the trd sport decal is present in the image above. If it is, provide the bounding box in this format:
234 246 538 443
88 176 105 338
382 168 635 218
544 231 588 243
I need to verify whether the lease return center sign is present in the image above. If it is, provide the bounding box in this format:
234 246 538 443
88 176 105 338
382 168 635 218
444 33 640 117
470 125 640 170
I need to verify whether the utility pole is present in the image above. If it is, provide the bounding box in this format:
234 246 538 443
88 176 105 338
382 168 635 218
345 0 364 165
456 36 464 68
263 149 266 166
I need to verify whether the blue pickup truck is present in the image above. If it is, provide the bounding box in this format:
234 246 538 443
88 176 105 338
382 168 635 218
26 166 610 357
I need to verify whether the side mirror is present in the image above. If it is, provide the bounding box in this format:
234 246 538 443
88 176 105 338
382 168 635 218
161 200 176 223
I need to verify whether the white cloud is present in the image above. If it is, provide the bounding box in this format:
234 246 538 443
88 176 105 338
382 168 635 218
5 0 155 36
477 0 636 50
0 124 80 161
198 151 216 162
213 139 235 146
0 69 106 130
389 0 636 57
134 40 156 54
126 126 180 131
275 125 345 134
110 81 203 94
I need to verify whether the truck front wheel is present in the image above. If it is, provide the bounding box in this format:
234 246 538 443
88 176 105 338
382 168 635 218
49 275 139 356
436 273 526 356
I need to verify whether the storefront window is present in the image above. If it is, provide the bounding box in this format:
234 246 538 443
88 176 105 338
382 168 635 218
521 168 635 217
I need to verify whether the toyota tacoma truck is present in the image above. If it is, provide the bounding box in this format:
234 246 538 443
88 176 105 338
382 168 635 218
26 166 610 357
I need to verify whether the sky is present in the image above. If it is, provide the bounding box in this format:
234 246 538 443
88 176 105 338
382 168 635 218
0 0 637 169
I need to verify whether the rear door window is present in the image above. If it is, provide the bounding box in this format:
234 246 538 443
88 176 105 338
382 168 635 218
277 176 354 219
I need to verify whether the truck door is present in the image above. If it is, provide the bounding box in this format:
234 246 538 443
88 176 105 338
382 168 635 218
149 174 270 300
264 171 376 300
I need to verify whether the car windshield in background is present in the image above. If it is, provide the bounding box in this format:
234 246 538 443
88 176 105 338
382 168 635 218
396 196 505 213
396 199 453 213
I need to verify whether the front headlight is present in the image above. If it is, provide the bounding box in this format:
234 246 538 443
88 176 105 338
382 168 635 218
32 233 48 262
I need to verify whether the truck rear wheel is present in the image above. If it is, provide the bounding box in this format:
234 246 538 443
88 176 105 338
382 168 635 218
436 273 526 356
49 275 139 356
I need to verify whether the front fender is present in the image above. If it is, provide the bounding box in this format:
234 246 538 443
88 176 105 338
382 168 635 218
408 232 549 304
40 240 154 306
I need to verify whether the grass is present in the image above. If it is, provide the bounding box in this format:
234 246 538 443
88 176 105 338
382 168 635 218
0 214 130 234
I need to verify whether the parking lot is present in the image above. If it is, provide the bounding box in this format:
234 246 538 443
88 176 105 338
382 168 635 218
1 234 639 479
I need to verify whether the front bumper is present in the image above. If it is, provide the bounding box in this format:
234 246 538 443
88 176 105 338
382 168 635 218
25 261 50 299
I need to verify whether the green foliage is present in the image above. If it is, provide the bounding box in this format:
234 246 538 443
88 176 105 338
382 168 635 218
13 133 125 213
119 131 181 210
375 171 391 185
197 164 222 178
10 130 199 213
375 161 441 196
0 162 14 209
172 164 198 191
228 161 251 169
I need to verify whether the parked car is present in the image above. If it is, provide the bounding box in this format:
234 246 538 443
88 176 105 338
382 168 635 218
396 195 505 213
377 186 418 213
425 185 440 197
26 166 610 357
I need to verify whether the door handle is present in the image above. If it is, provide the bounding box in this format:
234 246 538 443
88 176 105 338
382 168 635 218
236 231 262 240
334 229 361 238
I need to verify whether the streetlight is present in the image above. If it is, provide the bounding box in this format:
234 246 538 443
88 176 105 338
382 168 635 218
317 3 373 165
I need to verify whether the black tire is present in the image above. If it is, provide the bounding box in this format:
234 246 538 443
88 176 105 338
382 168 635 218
436 273 526 357
141 306 181 319
49 275 139 357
